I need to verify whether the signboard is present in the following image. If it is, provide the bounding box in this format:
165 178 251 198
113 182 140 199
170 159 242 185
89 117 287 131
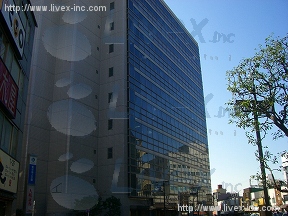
28 156 37 185
0 148 19 193
25 185 35 213
26 156 36 213
0 57 18 118
0 0 26 57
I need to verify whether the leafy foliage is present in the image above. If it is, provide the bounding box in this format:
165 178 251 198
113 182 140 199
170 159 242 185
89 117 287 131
73 196 121 216
226 34 288 140
102 196 121 216
251 150 287 191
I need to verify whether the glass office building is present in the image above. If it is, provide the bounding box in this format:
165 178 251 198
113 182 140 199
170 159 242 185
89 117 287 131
127 0 211 212
19 0 211 215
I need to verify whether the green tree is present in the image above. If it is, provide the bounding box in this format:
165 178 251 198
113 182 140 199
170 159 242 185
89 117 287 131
226 34 288 140
103 196 121 216
226 34 288 216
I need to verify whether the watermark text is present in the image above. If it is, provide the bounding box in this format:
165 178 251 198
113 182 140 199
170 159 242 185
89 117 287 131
4 4 106 12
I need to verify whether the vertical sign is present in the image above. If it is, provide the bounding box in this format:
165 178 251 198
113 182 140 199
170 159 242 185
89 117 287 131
28 156 37 185
26 156 37 214
25 185 34 213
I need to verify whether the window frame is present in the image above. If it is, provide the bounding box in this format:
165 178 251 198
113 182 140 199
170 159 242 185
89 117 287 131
108 92 113 103
107 147 113 159
110 22 114 31
108 119 113 130
110 2 115 11
109 44 114 53
109 67 114 77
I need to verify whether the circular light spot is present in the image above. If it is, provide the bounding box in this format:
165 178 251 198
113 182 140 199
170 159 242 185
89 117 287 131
62 11 87 24
55 78 72 87
70 158 94 173
67 83 92 99
42 26 91 61
58 152 73 161
47 99 97 136
50 175 98 210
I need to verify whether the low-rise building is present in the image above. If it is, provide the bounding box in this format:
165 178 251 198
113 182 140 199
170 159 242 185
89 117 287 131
213 185 243 215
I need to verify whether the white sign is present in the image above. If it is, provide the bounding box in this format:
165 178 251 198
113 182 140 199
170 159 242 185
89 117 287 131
0 0 26 57
0 149 19 193
30 156 37 165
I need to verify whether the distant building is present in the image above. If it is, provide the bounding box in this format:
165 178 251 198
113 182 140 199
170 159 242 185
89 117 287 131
243 187 284 211
269 188 283 207
213 185 242 215
0 0 37 215
282 152 288 183
213 184 227 196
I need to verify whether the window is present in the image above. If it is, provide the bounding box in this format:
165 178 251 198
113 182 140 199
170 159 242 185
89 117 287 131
108 147 113 159
110 22 114 30
108 92 113 103
1 117 13 153
108 119 113 130
110 2 114 10
25 18 31 44
0 113 17 156
109 67 114 77
109 44 114 53
11 59 21 84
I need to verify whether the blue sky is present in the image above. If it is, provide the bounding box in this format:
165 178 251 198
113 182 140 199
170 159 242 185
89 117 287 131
163 0 288 194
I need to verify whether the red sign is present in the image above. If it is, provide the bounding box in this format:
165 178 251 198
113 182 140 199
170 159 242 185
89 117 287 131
26 185 35 213
0 57 18 118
